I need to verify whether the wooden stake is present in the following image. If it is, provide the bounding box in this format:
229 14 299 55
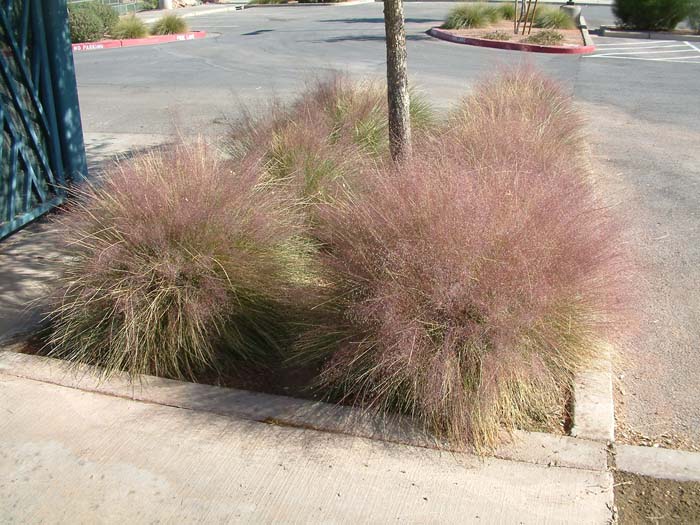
528 0 539 35
522 0 532 35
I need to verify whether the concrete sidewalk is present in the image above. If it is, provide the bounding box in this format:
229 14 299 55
0 370 613 524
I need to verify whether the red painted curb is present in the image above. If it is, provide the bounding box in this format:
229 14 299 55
72 31 207 52
428 28 595 55
72 39 122 52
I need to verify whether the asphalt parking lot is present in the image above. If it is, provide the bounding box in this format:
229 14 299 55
73 3 700 449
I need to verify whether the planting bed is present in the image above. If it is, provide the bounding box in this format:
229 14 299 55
27 70 627 453
430 22 593 54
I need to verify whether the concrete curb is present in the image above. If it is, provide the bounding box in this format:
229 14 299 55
598 26 700 42
570 353 615 442
0 349 608 472
579 15 595 47
427 27 596 55
614 443 700 482
71 31 206 52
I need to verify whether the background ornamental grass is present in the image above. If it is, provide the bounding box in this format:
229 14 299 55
49 68 631 451
442 3 577 31
112 15 149 39
227 75 434 207
151 14 189 35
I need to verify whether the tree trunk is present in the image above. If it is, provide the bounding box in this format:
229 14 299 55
383 0 412 163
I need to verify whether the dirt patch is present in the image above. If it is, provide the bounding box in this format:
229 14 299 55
615 377 700 452
444 20 584 47
615 471 700 523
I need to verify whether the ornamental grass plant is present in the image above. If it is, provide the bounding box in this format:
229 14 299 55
442 3 502 29
228 75 434 205
48 140 312 380
296 68 629 450
151 14 189 35
112 15 149 39
448 67 587 171
533 7 576 29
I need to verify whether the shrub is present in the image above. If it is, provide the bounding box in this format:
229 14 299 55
524 29 565 45
48 140 312 380
112 15 149 39
498 3 516 20
68 8 104 43
689 0 700 32
69 2 119 37
89 2 120 34
140 0 159 9
151 14 189 35
482 30 512 40
442 3 502 30
533 7 576 29
613 0 694 30
297 68 629 450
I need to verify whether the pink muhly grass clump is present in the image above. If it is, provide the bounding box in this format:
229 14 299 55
48 139 311 380
445 66 588 174
228 74 434 205
300 69 630 450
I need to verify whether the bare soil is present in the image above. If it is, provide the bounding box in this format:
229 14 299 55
446 20 585 47
615 471 700 524
615 377 700 452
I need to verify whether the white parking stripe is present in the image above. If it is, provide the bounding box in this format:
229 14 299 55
588 40 700 64
595 40 674 46
658 55 700 61
588 55 700 64
592 44 688 52
596 49 698 56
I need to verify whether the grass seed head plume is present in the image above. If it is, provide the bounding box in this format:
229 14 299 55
49 139 311 380
300 68 630 451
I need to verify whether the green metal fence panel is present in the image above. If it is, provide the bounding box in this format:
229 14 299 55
0 0 87 239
